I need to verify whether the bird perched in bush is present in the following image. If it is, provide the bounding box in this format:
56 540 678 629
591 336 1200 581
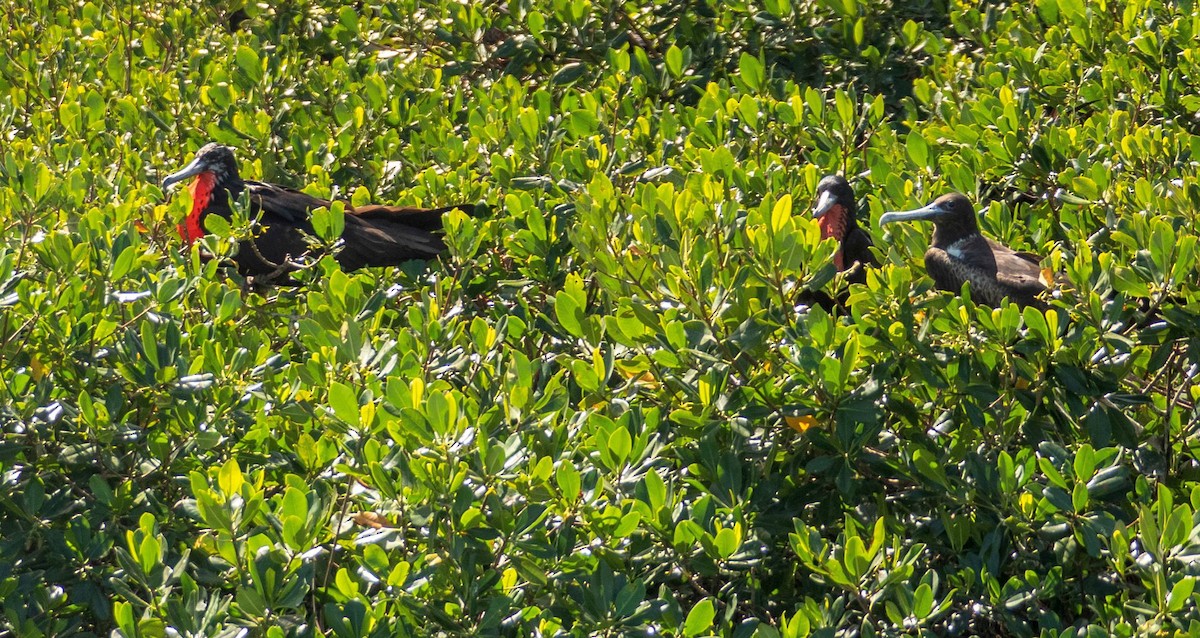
162 143 480 278
796 175 878 312
812 174 877 282
879 193 1050 309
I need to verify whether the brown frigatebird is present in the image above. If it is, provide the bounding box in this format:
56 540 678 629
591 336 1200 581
162 143 478 277
879 193 1050 309
812 175 877 282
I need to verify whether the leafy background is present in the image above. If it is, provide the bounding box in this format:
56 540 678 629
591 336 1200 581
2 0 1199 636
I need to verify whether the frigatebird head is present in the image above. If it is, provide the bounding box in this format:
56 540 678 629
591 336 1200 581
878 192 979 246
162 143 242 246
162 143 239 190
812 175 858 236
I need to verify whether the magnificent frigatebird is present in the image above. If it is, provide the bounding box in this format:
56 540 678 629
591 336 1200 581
812 175 877 282
162 143 478 277
879 193 1050 309
794 175 879 312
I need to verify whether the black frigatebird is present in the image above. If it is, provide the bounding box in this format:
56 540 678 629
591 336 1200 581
795 175 879 312
812 174 877 282
879 193 1050 309
162 143 479 277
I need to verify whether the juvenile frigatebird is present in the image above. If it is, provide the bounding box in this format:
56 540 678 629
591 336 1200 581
812 175 877 283
879 193 1050 309
162 143 478 277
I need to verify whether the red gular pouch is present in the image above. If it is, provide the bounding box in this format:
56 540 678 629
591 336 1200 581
178 172 217 246
817 204 849 270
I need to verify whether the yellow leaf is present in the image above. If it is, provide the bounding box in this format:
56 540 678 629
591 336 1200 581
353 511 395 529
1018 493 1035 516
617 365 658 386
1039 268 1056 288
501 567 518 593
786 415 817 433
1014 377 1030 390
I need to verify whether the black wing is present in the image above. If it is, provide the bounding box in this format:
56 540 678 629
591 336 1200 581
843 226 877 265
245 180 332 223
350 203 480 232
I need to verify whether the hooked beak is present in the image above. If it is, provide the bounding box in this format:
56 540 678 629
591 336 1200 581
162 156 206 190
812 190 837 218
878 201 949 227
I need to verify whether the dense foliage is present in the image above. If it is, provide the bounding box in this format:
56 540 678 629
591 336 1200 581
2 0 1199 635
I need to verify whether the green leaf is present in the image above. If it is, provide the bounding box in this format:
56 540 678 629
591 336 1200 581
338 5 359 32
554 290 585 338
913 582 934 618
683 598 716 637
771 193 793 233
526 11 545 37
312 202 346 242
203 213 231 237
907 131 929 167
328 201 347 240
554 274 589 339
764 0 792 18
838 332 859 392
237 587 267 618
1023 306 1049 343
843 535 866 579
328 382 360 427
33 163 52 201
350 186 371 208
739 53 764 92
665 45 683 79
235 45 262 83
605 426 632 468
556 462 581 502
139 618 167 638
835 90 855 126
1168 577 1194 612
1072 445 1096 483
1072 483 1088 513
644 469 666 511
281 486 307 520
551 63 587 85
138 534 160 575
139 320 160 369
714 527 739 558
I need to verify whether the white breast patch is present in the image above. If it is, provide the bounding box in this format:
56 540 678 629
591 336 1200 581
946 237 972 261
